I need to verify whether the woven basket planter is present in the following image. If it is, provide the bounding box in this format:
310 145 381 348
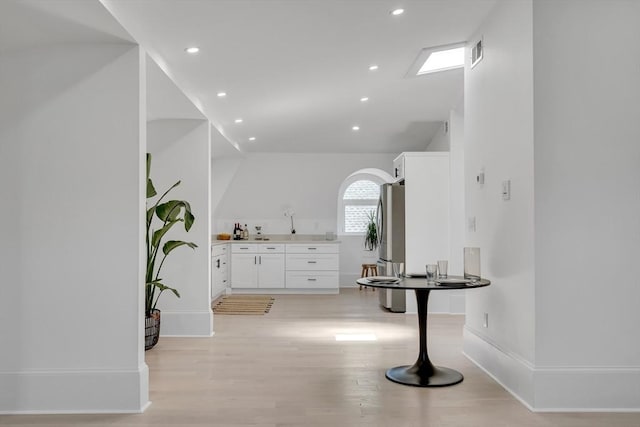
145 309 161 351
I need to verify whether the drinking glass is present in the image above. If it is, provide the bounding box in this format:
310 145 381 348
392 262 404 278
464 247 481 281
437 260 448 278
426 264 437 281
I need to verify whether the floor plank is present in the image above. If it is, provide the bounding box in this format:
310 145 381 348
1 288 639 426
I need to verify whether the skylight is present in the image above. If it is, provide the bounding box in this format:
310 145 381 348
417 46 465 75
406 43 466 78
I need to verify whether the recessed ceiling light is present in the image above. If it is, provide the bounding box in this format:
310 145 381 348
360 97 369 102
352 126 360 131
391 8 404 16
417 46 465 75
234 118 243 123
368 65 379 71
217 92 227 97
248 137 256 141
184 46 200 54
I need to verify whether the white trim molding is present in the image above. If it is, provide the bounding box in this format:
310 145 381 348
463 327 640 412
0 365 149 414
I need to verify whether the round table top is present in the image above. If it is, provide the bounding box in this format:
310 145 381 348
356 275 490 290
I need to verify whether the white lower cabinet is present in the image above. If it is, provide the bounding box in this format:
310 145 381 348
285 271 338 289
285 243 339 293
231 244 285 289
211 244 228 299
228 241 339 293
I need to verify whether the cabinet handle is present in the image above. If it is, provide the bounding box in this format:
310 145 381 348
307 278 317 281
308 247 317 250
216 259 220 268
254 256 257 264
266 247 276 250
307 261 317 264
395 167 399 178
259 256 262 264
240 247 249 250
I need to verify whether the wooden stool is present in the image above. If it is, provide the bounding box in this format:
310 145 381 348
360 263 378 291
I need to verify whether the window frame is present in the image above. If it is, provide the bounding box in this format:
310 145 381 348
337 173 387 236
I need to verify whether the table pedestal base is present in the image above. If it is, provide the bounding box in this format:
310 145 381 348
386 365 463 387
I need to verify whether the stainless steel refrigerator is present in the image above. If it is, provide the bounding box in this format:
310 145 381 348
376 182 406 313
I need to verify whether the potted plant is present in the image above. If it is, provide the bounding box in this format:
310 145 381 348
363 211 378 251
145 153 197 350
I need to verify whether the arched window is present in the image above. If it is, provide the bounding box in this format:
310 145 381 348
343 180 380 233
337 168 394 235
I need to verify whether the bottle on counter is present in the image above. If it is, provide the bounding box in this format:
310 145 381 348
243 224 249 240
233 223 240 240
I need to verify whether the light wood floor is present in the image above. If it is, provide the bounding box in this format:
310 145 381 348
2 288 639 426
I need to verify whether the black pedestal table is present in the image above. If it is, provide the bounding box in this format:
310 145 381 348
356 276 490 387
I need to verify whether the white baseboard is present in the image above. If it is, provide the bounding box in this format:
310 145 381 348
230 288 338 295
0 364 149 414
463 326 640 411
159 309 213 337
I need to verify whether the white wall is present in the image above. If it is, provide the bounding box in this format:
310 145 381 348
531 0 640 409
148 119 212 336
463 0 537 404
213 152 397 285
426 121 450 152
464 0 640 411
0 44 148 413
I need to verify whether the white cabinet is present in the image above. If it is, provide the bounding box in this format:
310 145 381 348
211 244 228 299
285 243 339 292
393 155 405 180
393 152 452 313
395 152 450 277
231 244 285 289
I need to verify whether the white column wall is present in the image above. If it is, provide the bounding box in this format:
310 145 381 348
147 119 213 336
532 0 640 409
0 45 148 413
462 0 537 405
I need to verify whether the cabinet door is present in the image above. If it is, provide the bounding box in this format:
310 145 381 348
211 255 224 297
258 254 285 288
393 155 405 180
231 253 258 288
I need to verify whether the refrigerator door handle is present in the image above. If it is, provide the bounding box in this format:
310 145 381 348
376 196 383 246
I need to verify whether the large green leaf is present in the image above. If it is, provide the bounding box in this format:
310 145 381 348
156 199 185 222
151 220 180 249
184 210 195 232
146 206 155 224
147 178 157 198
163 240 197 256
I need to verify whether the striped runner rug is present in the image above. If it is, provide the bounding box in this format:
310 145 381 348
212 295 274 315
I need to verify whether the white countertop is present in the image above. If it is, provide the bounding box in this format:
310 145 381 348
212 234 340 245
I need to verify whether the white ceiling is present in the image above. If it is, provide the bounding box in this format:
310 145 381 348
0 0 134 53
8 0 498 156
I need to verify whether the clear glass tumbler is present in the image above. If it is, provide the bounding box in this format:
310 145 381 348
437 260 448 278
426 264 437 281
464 247 481 281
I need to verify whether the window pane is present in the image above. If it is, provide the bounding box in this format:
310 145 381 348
344 205 377 233
343 180 379 200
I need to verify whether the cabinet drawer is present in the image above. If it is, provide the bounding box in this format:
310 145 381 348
286 244 339 254
259 244 285 253
212 244 228 257
231 243 258 253
286 271 338 289
286 254 339 271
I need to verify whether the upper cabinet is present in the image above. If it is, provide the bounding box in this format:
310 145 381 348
392 155 405 181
